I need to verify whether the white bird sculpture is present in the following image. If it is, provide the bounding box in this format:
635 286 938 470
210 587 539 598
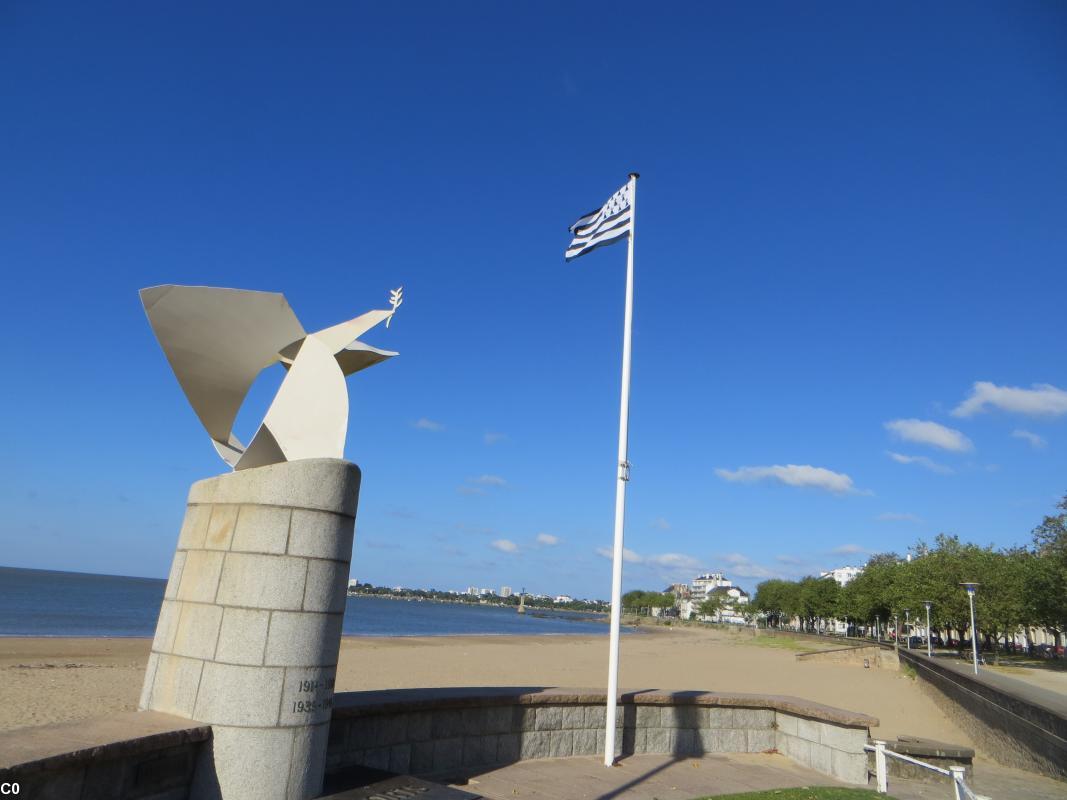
140 284 401 470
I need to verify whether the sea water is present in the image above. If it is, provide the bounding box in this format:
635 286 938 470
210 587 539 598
0 566 615 638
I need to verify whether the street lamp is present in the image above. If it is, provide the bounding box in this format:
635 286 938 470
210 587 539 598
960 583 980 675
904 609 911 650
923 601 933 658
875 613 880 642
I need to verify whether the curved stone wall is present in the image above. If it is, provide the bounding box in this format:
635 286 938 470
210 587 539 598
326 687 875 785
0 687 877 797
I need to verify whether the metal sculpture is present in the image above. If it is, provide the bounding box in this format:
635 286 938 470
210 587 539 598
140 284 401 470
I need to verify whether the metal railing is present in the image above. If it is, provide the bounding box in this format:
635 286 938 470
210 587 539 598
865 740 989 800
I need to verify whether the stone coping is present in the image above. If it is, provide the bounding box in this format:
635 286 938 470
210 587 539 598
187 458 361 517
331 687 878 728
0 711 210 775
883 734 975 759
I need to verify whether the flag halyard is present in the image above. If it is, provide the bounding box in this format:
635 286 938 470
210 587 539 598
565 182 633 261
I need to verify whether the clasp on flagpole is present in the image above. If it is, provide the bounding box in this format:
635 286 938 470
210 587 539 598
618 461 631 481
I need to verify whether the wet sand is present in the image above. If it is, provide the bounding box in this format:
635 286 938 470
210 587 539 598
0 627 970 747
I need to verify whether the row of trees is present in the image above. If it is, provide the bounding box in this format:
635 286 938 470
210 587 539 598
752 494 1067 654
622 589 730 619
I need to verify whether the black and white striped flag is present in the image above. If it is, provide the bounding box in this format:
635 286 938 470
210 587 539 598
565 182 632 261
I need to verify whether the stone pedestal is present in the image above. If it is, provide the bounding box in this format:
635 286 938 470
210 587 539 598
140 458 360 800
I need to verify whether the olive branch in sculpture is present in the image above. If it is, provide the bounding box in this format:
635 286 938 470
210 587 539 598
386 286 403 328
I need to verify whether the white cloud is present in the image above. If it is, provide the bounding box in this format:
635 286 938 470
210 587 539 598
484 432 507 445
719 552 776 579
596 546 644 564
413 418 444 432
715 464 859 494
457 485 486 496
646 553 701 571
952 382 1067 418
884 419 972 452
876 512 924 524
490 539 518 553
830 543 870 555
887 451 954 475
536 533 560 546
471 474 507 486
650 517 671 531
1012 429 1047 449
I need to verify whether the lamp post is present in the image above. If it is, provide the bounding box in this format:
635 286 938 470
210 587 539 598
904 609 911 650
923 601 933 658
960 583 980 675
894 614 900 651
875 614 880 642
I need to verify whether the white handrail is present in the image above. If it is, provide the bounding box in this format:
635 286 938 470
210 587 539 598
865 740 988 799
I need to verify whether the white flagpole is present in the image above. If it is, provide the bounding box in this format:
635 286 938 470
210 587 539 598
603 172 638 766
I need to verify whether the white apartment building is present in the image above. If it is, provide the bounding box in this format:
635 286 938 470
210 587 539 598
820 565 863 587
555 595 573 604
500 586 513 598
690 572 732 600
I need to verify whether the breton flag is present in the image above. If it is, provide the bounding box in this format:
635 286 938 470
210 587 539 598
565 181 633 261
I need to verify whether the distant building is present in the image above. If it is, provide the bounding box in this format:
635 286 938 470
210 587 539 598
668 583 691 599
555 595 573 604
690 572 732 601
500 586 513 598
348 579 358 589
820 565 862 587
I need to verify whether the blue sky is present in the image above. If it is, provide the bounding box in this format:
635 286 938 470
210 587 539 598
2 2 1065 598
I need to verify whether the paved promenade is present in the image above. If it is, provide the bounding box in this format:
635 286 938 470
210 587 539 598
454 753 846 799
453 753 1067 800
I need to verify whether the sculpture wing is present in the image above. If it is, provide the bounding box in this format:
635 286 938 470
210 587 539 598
140 285 306 446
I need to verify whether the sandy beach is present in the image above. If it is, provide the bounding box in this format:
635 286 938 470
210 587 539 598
0 626 972 748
